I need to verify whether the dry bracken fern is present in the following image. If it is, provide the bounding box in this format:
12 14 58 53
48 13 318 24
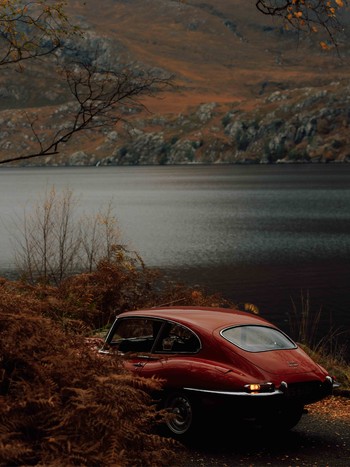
0 298 178 466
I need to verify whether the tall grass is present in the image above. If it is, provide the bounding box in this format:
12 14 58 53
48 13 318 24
289 290 347 356
289 290 350 389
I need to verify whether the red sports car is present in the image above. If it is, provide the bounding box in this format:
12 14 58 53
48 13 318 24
100 306 336 438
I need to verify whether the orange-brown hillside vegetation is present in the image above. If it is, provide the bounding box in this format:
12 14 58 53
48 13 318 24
2 0 350 165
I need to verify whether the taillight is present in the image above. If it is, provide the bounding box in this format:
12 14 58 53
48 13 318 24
244 382 275 394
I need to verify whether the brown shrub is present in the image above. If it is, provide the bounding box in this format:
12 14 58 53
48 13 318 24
0 304 179 466
10 250 232 332
0 248 237 466
55 251 162 330
0 248 235 336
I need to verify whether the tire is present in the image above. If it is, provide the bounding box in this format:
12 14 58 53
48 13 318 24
163 391 197 438
279 404 304 430
260 403 304 431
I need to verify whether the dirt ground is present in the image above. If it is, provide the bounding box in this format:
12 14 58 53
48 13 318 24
176 396 350 467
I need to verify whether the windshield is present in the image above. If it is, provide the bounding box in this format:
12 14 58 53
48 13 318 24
221 325 297 352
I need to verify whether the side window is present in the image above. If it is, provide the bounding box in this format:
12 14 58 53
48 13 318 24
154 322 200 353
110 318 163 353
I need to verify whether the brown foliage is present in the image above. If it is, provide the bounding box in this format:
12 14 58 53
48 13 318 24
256 0 346 48
307 395 350 419
0 259 231 465
55 251 162 330
0 302 179 466
8 254 233 332
1 249 234 334
0 242 235 464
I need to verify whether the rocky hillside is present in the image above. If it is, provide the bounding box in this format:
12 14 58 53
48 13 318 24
1 0 350 165
71 81 350 166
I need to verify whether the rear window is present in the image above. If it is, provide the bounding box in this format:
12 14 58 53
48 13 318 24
221 325 296 352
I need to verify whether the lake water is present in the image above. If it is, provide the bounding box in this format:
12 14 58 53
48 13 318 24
0 164 349 349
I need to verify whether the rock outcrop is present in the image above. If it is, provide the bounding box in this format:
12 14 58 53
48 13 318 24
2 80 350 166
79 81 350 166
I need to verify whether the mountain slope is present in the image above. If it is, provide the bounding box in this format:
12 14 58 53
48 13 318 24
1 0 350 165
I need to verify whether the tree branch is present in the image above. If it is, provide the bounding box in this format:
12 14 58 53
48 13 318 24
0 63 172 165
255 0 347 48
0 0 78 67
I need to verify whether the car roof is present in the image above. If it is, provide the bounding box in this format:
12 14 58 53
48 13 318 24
117 306 274 331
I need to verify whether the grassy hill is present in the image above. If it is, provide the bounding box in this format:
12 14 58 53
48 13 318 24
1 0 350 165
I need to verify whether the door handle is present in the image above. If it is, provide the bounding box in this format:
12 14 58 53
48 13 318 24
133 362 145 368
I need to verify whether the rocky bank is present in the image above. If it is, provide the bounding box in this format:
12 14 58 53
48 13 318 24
35 80 350 166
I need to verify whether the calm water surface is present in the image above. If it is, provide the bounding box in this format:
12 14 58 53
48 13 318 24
0 164 349 343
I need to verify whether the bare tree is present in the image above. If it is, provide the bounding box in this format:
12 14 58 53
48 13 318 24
79 200 121 273
12 187 123 284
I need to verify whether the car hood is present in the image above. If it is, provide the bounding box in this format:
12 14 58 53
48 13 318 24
238 347 321 376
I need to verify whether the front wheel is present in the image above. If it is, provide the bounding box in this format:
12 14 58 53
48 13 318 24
163 391 197 437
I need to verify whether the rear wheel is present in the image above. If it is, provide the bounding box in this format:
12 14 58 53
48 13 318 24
280 404 304 430
261 403 304 431
164 391 196 437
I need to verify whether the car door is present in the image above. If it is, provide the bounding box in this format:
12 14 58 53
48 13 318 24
105 316 165 376
136 321 201 387
106 316 201 386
